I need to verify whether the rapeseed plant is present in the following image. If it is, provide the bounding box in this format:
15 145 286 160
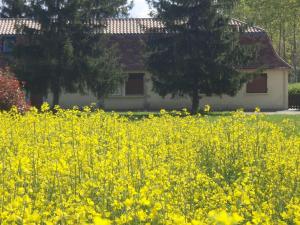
0 104 299 224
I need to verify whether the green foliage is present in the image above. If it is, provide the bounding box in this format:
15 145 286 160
233 0 300 82
0 68 28 112
146 0 254 114
289 83 300 95
0 0 27 18
11 0 131 107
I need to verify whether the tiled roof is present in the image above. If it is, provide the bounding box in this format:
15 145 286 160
103 18 164 34
104 18 265 34
0 18 290 69
229 19 264 33
0 18 264 35
0 18 39 35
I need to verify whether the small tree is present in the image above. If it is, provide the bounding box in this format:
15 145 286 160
146 0 254 113
0 68 28 112
13 0 131 107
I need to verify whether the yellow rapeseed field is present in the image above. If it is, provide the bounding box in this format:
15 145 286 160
0 105 299 225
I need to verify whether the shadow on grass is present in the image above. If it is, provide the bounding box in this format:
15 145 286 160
115 110 234 120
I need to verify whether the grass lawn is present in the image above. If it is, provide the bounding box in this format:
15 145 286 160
118 111 300 120
118 111 300 133
264 114 300 124
264 114 300 132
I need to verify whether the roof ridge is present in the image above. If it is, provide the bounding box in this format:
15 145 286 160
0 17 290 69
0 17 155 20
106 18 154 20
0 18 32 20
231 18 265 32
0 17 265 35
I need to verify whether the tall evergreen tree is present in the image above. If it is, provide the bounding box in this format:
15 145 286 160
146 0 254 113
13 0 131 107
0 0 27 18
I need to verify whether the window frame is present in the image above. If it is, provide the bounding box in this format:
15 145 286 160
109 73 145 97
246 73 268 94
125 73 145 96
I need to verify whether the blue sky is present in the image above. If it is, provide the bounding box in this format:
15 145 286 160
130 0 150 18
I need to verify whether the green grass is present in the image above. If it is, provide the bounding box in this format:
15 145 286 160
117 111 300 133
118 111 300 121
264 115 300 132
212 114 300 133
264 114 300 123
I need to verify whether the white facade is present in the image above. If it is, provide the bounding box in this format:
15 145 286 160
46 68 289 111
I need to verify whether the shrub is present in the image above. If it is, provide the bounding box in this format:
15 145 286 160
0 68 29 112
288 83 300 95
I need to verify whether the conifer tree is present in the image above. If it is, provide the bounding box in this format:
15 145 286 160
0 0 27 18
13 0 131 107
146 0 254 113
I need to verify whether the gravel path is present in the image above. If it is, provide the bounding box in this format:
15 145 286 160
260 109 300 115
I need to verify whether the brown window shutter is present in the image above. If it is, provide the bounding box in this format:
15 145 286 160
125 73 144 95
246 74 268 93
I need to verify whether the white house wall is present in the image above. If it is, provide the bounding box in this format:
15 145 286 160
47 68 289 111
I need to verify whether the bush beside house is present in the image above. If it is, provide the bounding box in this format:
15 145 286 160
0 68 29 112
289 83 300 109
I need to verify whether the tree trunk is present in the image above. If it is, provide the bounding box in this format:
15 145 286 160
52 66 61 108
30 91 43 110
52 77 60 108
293 13 298 82
278 22 282 56
282 24 286 59
191 89 200 115
52 88 60 108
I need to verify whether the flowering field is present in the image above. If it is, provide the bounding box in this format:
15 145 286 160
0 106 299 225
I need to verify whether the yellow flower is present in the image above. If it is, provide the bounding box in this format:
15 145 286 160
94 216 112 225
139 197 151 206
124 198 134 208
255 106 261 113
0 107 298 224
137 210 147 221
41 102 50 112
204 105 211 113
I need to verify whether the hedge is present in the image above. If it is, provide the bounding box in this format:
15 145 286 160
289 83 300 109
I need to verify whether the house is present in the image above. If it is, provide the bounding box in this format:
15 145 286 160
0 18 291 111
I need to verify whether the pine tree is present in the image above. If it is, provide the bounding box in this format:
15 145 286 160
146 0 254 114
0 0 27 18
13 0 131 107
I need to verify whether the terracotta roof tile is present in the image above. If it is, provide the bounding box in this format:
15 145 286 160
229 19 264 33
0 18 264 35
0 18 290 69
0 18 39 35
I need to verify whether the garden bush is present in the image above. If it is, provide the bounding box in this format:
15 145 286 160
0 68 29 112
289 83 300 95
289 83 300 109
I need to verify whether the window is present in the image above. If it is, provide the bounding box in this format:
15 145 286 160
125 73 144 96
246 74 268 93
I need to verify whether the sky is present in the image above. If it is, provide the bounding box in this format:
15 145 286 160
130 0 151 18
